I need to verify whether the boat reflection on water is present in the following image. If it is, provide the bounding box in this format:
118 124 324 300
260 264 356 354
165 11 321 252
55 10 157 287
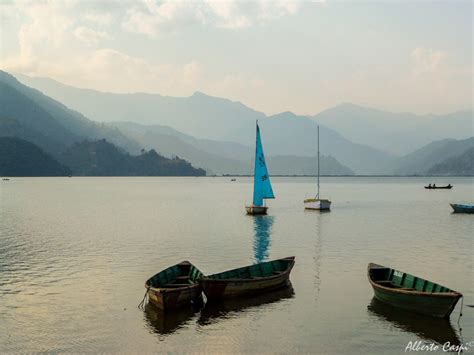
253 215 274 263
144 285 294 333
198 283 294 326
143 297 204 336
367 297 461 346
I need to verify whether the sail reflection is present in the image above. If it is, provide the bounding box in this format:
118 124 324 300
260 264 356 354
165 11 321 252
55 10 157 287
198 284 294 326
367 297 461 345
253 215 274 263
143 298 203 336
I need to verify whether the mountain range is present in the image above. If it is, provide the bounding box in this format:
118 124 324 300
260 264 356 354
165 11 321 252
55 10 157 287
110 121 354 175
0 71 139 157
2 70 472 176
0 71 205 176
393 137 474 175
314 104 472 155
15 74 399 174
16 74 473 156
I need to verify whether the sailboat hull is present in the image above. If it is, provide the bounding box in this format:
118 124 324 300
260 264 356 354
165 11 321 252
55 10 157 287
304 198 331 211
245 205 268 215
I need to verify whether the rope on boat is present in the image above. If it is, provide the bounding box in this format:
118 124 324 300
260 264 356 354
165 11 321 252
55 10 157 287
457 295 463 332
138 286 150 310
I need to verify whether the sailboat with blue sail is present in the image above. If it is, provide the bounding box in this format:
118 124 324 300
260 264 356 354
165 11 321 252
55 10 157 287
246 121 275 215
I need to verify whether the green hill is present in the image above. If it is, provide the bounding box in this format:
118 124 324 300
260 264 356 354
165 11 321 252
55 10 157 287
0 137 71 176
61 139 205 176
427 147 474 176
394 137 474 175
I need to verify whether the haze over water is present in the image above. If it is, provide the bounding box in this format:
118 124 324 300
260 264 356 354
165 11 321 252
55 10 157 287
0 177 472 353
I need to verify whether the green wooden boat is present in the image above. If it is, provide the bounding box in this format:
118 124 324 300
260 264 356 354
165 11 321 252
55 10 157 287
368 263 462 318
199 256 295 301
145 261 204 311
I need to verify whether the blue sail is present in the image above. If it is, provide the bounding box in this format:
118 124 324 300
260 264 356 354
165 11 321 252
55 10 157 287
253 123 275 206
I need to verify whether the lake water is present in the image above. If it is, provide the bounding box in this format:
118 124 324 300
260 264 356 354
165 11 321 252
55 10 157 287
1 177 473 353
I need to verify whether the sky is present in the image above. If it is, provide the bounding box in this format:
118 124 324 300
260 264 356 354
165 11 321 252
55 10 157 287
0 0 472 116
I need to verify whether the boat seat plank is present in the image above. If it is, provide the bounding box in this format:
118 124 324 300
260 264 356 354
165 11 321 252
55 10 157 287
164 283 192 288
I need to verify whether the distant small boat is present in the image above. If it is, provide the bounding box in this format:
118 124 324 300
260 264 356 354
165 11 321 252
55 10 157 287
368 263 462 318
304 126 331 210
200 256 295 301
230 178 236 181
245 121 275 215
2 178 10 181
424 184 452 189
450 203 474 213
145 261 204 311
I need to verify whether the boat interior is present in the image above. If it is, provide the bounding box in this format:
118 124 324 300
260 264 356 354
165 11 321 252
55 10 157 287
147 262 204 289
207 258 293 280
369 265 454 293
304 198 331 203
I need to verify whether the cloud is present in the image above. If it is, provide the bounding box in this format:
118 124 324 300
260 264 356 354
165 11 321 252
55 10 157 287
74 26 111 46
1 1 75 74
182 61 202 86
122 0 301 36
68 49 203 95
411 47 446 75
83 12 114 27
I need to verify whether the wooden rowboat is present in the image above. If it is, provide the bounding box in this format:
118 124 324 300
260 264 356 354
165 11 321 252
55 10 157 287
450 203 474 213
368 263 462 318
424 185 452 189
145 261 204 311
200 256 295 301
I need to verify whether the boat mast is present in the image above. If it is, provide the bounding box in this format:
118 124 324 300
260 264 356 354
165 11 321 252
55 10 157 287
253 120 258 206
317 125 320 199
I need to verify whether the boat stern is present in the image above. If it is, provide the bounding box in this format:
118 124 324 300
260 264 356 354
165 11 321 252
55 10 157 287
245 205 268 215
304 198 331 210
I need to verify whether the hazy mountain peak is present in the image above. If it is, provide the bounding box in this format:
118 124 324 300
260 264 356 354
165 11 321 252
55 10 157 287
189 90 261 113
270 111 298 119
332 102 364 110
191 91 208 97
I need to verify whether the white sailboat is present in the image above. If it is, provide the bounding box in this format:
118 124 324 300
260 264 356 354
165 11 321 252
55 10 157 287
304 125 331 211
246 121 275 215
